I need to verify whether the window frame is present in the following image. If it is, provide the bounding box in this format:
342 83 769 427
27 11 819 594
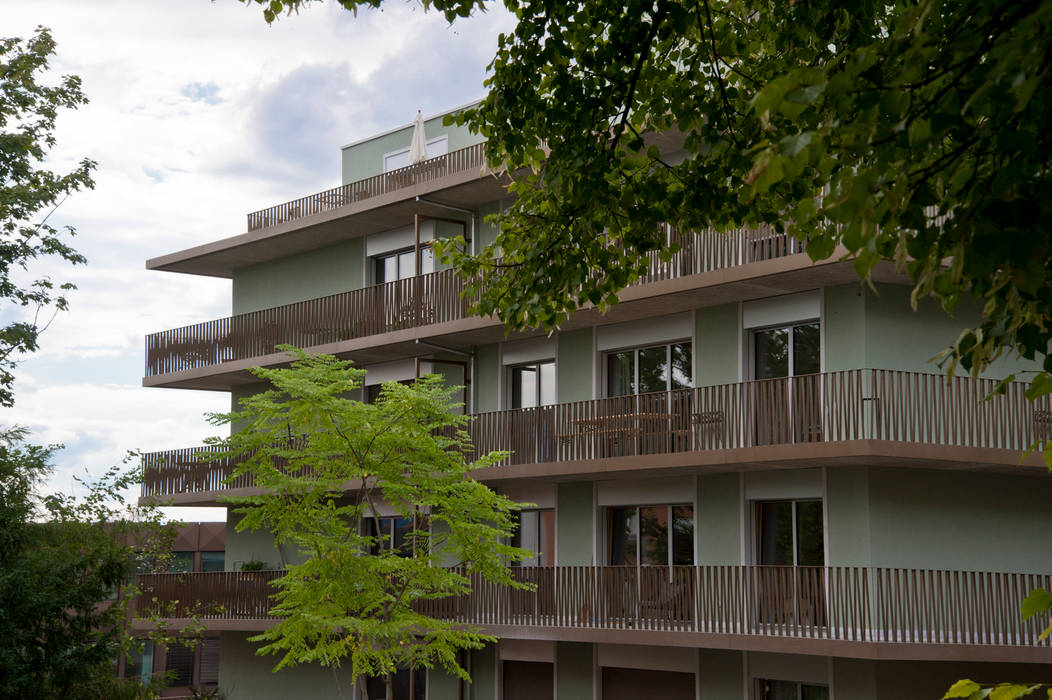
508 360 557 409
748 320 821 381
372 245 435 285
605 503 694 567
752 498 825 567
603 341 693 398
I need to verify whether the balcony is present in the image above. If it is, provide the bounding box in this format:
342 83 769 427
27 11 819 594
144 227 820 387
140 369 1051 503
132 565 1052 662
246 144 489 232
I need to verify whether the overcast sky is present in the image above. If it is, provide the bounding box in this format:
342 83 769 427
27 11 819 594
3 0 515 521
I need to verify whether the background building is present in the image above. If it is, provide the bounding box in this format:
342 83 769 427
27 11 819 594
137 106 1052 699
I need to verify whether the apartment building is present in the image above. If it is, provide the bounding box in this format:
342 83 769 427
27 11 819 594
122 521 225 696
137 105 1052 700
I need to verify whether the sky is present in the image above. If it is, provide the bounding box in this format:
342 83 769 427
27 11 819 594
3 0 516 521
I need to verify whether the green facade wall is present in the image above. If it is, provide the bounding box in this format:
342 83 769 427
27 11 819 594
341 114 485 184
474 343 500 413
218 632 357 699
822 285 866 372
468 643 498 700
476 200 502 251
824 282 1040 378
556 482 594 565
695 303 739 386
824 466 872 567
557 328 594 403
866 467 1052 572
231 238 364 315
832 658 878 700
698 649 744 700
224 514 305 572
555 642 593 700
696 473 741 565
428 666 461 700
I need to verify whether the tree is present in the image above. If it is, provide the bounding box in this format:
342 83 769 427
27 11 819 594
0 26 96 407
0 428 179 699
207 349 528 700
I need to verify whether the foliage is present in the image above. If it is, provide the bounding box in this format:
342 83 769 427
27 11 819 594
207 348 529 698
943 679 1051 700
0 428 181 699
0 27 96 407
240 558 267 571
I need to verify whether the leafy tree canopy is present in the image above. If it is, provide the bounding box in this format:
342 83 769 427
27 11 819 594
247 0 1050 388
0 27 95 407
208 349 529 699
0 428 179 699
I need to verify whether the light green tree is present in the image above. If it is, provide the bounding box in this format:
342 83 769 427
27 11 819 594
208 349 529 699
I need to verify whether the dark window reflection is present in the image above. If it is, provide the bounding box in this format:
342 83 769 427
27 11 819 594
793 323 821 375
609 504 694 566
755 328 789 379
757 499 824 566
607 351 635 397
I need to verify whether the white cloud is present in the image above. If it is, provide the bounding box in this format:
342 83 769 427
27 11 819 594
2 0 516 523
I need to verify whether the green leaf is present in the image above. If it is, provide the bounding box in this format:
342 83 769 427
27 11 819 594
945 680 982 699
1020 588 1052 620
1026 372 1052 401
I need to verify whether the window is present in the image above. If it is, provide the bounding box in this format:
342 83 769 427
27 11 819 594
367 516 421 556
607 342 691 397
756 499 824 566
753 322 820 379
365 379 414 405
754 500 826 627
165 642 195 686
168 551 194 573
511 509 555 566
124 640 154 681
365 668 426 700
510 361 556 408
756 680 828 700
608 505 693 566
200 551 224 573
383 135 449 172
751 322 821 444
374 246 434 284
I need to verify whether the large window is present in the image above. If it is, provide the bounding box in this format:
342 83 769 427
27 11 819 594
756 680 828 700
511 509 555 567
510 361 555 408
756 499 824 566
753 322 820 380
200 551 224 573
607 342 691 397
374 246 434 284
608 505 694 566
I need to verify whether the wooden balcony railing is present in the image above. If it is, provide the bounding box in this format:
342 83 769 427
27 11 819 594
135 566 1052 650
246 143 489 231
144 226 799 378
140 369 1051 499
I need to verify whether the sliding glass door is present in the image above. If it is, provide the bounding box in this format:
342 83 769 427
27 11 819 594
752 322 821 444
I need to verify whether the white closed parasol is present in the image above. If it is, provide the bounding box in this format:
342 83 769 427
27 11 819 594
409 109 427 164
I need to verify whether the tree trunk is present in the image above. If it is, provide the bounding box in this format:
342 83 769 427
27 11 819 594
359 675 371 700
386 672 394 700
